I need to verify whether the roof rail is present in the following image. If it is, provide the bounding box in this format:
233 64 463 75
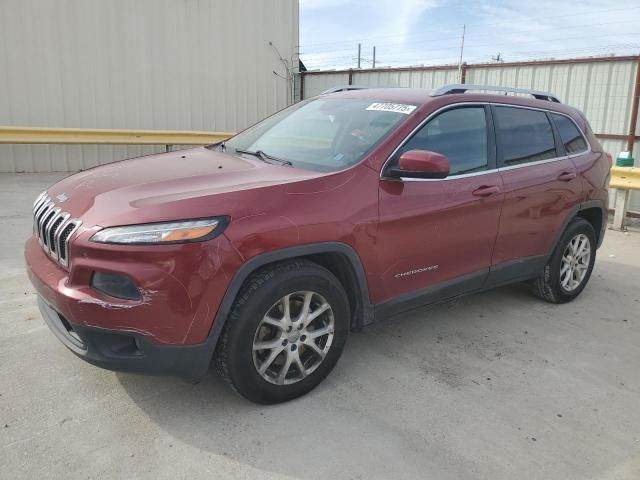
431 84 561 103
320 85 369 95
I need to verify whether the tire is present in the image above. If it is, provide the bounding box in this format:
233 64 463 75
215 259 350 404
531 218 596 304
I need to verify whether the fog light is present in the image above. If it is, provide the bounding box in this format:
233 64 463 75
91 271 141 301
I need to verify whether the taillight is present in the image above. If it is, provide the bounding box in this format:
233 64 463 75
606 153 613 166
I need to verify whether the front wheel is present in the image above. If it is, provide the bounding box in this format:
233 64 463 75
215 260 350 404
531 218 596 304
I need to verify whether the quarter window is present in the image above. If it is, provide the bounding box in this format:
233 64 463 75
397 107 488 176
551 113 588 154
495 106 557 165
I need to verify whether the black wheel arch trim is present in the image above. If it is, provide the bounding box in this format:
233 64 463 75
548 200 607 258
578 199 607 248
204 241 374 357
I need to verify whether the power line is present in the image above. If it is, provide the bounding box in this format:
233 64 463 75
298 4 640 49
300 19 640 55
380 44 640 66
300 18 640 54
302 28 640 69
306 44 639 69
306 31 640 60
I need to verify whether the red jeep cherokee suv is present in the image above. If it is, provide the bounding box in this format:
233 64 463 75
25 85 609 403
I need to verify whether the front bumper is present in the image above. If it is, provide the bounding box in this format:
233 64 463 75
38 297 213 381
25 231 244 380
25 232 242 344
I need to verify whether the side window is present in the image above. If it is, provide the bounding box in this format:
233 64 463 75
495 106 557 165
397 107 488 176
551 113 588 154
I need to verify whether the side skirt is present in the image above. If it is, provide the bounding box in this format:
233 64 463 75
372 255 546 323
373 269 488 321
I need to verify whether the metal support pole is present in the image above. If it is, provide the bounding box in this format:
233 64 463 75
372 46 376 69
612 189 630 230
458 24 466 83
357 43 361 69
626 56 640 154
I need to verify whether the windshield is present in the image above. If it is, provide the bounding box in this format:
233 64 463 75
221 98 415 172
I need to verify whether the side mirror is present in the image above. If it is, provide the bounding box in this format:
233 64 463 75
387 150 450 179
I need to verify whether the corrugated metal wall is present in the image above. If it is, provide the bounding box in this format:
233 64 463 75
352 67 459 89
303 72 350 97
0 0 298 172
302 57 640 210
302 59 638 143
466 60 638 138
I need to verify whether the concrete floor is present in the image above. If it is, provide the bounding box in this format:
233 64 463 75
1 173 639 480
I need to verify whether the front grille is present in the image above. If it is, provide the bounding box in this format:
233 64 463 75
32 192 82 268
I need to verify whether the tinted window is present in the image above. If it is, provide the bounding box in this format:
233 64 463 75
551 113 588 154
398 107 488 175
495 107 556 165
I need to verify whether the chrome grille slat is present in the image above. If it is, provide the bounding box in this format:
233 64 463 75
35 201 53 237
38 204 57 244
33 193 48 212
31 193 81 268
33 191 47 208
43 207 61 252
53 213 71 260
40 209 57 243
57 221 82 266
48 214 66 253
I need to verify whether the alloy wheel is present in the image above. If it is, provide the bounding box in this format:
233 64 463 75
252 291 335 385
560 233 591 292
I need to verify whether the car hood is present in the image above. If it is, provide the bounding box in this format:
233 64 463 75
45 147 324 227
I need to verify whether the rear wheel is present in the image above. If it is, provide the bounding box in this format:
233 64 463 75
531 218 596 303
215 260 349 404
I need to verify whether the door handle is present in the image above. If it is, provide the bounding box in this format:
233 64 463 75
472 185 500 197
557 171 577 182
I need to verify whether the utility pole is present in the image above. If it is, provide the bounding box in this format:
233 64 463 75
357 43 361 69
458 24 466 82
372 46 376 68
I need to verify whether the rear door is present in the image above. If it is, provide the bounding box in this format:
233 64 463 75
490 105 582 279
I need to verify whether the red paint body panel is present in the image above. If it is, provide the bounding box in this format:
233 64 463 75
24 88 610 360
377 173 504 300
26 230 244 344
49 147 324 228
492 159 582 264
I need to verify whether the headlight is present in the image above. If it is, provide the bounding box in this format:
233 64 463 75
90 217 228 244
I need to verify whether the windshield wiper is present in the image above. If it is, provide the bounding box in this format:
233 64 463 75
234 149 293 167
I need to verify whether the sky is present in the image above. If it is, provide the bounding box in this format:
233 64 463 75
299 0 640 70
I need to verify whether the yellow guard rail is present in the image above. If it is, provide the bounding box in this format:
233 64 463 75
609 167 640 230
0 126 234 146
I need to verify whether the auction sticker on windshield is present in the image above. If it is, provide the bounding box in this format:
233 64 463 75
366 103 417 114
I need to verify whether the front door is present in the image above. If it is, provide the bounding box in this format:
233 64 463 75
376 105 503 309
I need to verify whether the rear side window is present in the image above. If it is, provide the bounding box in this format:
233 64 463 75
551 113 588 154
397 107 488 175
495 106 557 165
